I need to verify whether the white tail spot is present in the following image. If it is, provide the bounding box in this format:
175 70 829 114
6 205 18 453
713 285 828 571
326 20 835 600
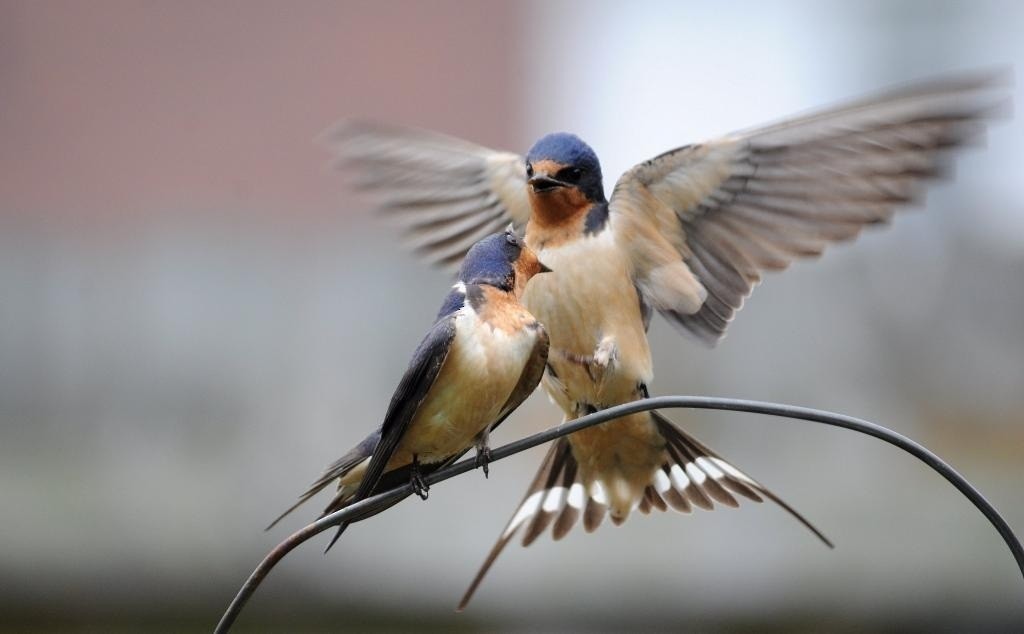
696 456 724 479
711 457 757 484
653 469 672 494
684 462 707 485
505 491 545 536
542 487 568 513
567 483 586 509
669 464 691 490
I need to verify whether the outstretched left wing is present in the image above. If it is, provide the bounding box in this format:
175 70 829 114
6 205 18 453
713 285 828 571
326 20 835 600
323 121 531 269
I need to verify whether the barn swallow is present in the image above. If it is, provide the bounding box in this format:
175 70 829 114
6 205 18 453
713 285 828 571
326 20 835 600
324 71 1007 602
267 229 550 550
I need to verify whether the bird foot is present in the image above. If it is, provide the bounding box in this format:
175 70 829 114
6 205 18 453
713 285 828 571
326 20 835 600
410 457 429 500
583 336 618 382
592 336 618 370
556 336 618 382
475 444 493 478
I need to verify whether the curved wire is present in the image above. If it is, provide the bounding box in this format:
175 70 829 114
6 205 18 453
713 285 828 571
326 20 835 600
215 396 1024 633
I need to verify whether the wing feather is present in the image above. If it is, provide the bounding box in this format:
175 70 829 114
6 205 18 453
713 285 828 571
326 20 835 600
612 70 1009 345
350 316 458 505
323 120 531 269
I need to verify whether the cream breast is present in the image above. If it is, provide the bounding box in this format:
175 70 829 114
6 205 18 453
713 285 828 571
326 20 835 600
523 227 653 409
393 300 540 465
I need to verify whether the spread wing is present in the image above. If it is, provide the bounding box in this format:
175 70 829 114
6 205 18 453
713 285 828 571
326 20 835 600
323 121 531 269
611 71 1009 346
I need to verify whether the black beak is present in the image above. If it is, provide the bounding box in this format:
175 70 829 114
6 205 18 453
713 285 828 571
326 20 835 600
538 261 553 274
528 174 564 193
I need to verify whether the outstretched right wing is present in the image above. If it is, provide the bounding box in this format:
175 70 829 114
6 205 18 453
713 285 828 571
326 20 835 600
611 71 1009 346
323 121 531 269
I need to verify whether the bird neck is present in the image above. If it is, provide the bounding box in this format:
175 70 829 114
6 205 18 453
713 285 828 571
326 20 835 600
526 197 607 250
528 187 593 228
467 284 529 333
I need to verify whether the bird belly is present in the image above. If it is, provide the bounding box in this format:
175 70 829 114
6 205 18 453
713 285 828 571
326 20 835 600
524 230 653 412
524 228 663 519
391 310 538 466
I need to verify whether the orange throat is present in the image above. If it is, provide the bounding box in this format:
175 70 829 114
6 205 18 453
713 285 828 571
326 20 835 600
475 286 536 333
526 190 592 249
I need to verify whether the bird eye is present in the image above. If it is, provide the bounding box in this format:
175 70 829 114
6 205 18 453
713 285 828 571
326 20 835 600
525 163 534 178
557 167 583 184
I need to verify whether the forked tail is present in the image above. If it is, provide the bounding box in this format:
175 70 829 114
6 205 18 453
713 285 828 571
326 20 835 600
457 411 831 610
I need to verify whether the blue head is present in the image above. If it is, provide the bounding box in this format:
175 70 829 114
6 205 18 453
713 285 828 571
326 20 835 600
458 228 550 294
525 133 605 203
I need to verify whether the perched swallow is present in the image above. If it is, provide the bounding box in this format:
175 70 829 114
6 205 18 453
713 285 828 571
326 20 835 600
325 71 1007 603
268 229 550 550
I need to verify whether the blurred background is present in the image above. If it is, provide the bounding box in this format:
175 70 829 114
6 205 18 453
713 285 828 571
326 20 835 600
2 1 1023 631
